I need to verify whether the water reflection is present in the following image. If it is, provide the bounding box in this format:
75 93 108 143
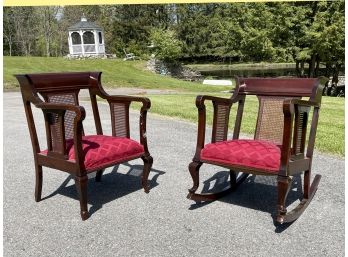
200 67 340 79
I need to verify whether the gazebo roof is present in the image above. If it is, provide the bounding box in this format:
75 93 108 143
68 16 102 31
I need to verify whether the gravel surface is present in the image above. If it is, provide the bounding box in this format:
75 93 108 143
4 91 344 257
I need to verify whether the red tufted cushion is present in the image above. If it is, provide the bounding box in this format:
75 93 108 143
201 139 281 173
42 135 144 171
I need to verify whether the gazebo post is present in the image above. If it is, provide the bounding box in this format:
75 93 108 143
80 30 85 56
94 31 99 55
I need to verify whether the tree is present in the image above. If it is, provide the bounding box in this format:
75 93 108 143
9 7 39 56
305 1 344 80
2 1 345 79
150 28 182 62
3 8 16 56
37 6 60 57
289 1 345 78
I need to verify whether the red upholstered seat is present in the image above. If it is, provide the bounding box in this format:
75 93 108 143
41 135 144 171
200 139 281 173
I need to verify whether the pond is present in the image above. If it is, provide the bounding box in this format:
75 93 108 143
197 65 343 79
196 64 345 96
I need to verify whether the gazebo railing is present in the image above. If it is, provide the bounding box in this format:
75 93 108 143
72 45 83 54
71 44 105 55
98 45 105 53
84 44 96 53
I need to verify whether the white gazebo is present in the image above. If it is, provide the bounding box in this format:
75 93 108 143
68 16 105 57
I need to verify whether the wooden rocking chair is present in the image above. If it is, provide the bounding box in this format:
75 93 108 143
16 72 153 220
188 77 326 224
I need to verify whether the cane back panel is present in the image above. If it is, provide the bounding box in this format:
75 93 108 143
240 77 318 154
255 96 287 145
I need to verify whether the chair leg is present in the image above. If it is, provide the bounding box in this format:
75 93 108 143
188 161 202 195
35 164 43 202
95 169 104 182
141 155 153 193
303 169 311 199
230 170 237 188
230 170 249 191
187 163 248 202
276 171 321 224
75 175 89 221
276 175 292 224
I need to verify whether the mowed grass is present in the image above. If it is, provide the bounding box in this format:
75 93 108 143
139 94 344 157
3 56 228 93
3 56 344 156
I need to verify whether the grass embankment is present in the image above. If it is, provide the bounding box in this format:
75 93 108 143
3 56 227 93
3 56 344 156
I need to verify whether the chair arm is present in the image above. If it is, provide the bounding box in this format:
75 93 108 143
36 102 86 121
193 95 236 160
102 94 151 154
196 95 232 109
103 95 151 111
283 99 319 115
36 102 86 165
280 99 319 174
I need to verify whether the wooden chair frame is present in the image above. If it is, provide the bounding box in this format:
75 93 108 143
16 72 153 220
188 77 326 224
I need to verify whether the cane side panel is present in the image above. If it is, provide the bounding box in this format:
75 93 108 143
295 111 304 153
46 93 78 140
213 104 230 143
111 102 130 138
292 107 310 156
46 112 64 152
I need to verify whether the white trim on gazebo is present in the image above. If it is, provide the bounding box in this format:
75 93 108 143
68 16 105 57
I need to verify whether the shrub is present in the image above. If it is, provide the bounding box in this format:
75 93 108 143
150 28 182 62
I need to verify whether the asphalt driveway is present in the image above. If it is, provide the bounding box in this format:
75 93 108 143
3 91 344 257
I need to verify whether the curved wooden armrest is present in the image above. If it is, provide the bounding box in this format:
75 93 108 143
36 102 86 163
36 102 86 121
283 99 319 116
193 95 242 160
196 95 232 109
103 95 151 111
100 94 151 154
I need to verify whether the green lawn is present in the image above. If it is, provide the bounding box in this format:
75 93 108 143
3 56 344 157
3 56 229 93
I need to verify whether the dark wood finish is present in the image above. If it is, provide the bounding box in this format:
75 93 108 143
95 169 104 182
16 72 153 220
188 76 327 224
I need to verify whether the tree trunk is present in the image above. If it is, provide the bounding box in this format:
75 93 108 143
314 55 320 77
46 38 51 57
308 54 316 78
300 60 305 78
296 60 300 77
4 34 12 56
333 63 340 84
325 62 332 77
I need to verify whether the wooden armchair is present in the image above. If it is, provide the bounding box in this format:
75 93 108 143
188 77 326 224
16 72 153 220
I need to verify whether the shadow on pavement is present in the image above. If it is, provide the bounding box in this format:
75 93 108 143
41 163 165 217
188 171 303 232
